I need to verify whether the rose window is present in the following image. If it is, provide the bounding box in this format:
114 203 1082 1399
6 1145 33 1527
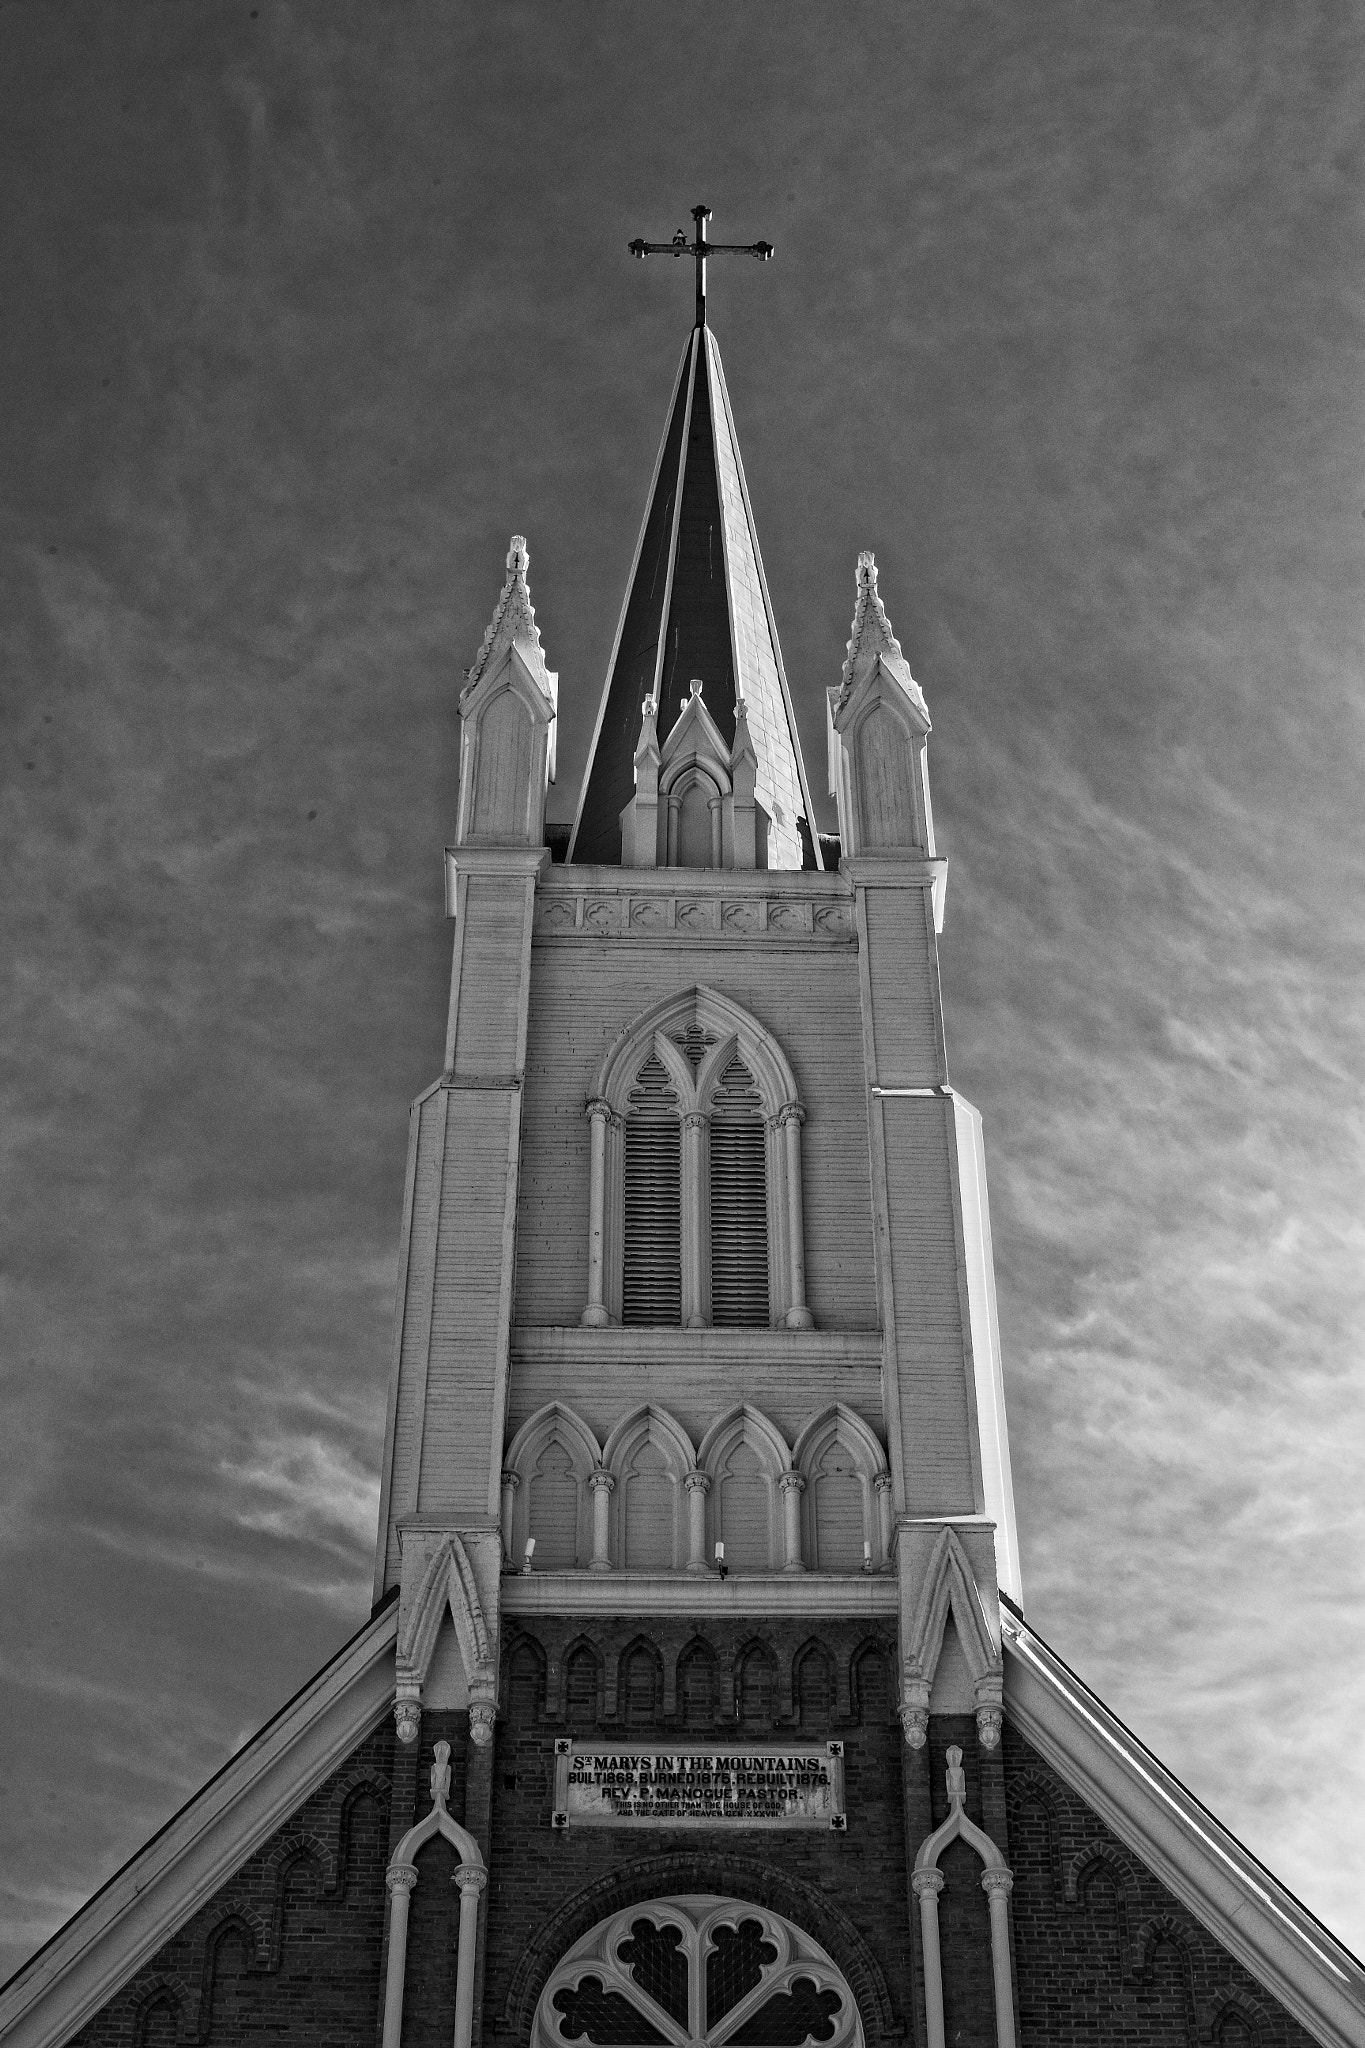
534 1898 862 2048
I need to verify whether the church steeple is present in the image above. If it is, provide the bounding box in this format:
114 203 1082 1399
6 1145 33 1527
568 324 820 870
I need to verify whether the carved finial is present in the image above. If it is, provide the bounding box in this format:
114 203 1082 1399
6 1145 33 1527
946 1744 967 1809
839 548 906 700
429 1739 452 1810
463 533 545 695
689 678 704 699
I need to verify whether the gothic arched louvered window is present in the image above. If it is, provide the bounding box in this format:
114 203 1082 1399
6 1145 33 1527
622 1051 682 1327
708 1053 769 1328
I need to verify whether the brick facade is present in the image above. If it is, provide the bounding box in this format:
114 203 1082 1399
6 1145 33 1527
62 1640 1319 2048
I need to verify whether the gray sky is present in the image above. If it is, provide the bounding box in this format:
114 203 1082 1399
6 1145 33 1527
3 0 1362 1979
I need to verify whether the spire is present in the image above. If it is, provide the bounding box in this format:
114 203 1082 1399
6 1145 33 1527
569 330 820 869
463 534 543 693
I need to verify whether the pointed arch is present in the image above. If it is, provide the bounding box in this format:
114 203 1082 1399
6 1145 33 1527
505 1404 601 1572
584 988 809 1331
699 1405 790 1574
561 1635 604 1728
603 1404 696 1573
618 1634 665 1729
593 986 799 1114
395 1534 495 1711
793 1406 888 1573
904 1526 997 1686
1063 1838 1142 1908
793 1636 836 1730
675 1634 719 1729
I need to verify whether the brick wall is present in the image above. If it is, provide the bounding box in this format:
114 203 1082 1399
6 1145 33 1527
65 1662 1319 2048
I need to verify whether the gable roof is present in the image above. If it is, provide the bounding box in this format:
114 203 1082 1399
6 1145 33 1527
0 1603 398 2048
568 326 819 870
1002 1612 1365 2048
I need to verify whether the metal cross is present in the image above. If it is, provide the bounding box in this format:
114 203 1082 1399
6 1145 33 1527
629 204 773 329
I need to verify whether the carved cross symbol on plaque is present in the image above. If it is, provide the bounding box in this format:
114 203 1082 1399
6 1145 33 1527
629 205 773 329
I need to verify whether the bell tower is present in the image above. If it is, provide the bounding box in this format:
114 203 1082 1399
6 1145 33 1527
12 226 1360 2048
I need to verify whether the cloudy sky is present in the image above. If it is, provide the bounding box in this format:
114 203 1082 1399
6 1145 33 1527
2 0 1362 1982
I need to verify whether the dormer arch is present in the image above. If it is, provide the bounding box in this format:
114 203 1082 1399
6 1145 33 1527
602 1405 697 1572
697 1405 793 1573
792 1405 891 1572
582 988 811 1331
503 1404 602 1573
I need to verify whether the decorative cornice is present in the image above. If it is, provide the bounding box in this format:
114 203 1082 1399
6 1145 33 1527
501 1570 897 1618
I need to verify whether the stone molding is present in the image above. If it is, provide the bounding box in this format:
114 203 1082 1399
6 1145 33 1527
533 886 856 945
0 1605 400 2048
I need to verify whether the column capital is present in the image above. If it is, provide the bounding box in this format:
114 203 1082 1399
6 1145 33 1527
386 1862 419 1896
683 1468 711 1496
585 1096 621 1128
981 1868 1014 1899
455 1862 489 1897
468 1701 497 1748
911 1867 944 1899
682 1109 709 1132
393 1697 421 1746
778 1470 806 1496
873 1472 894 1496
500 1469 521 1492
771 1099 806 1131
589 1468 615 1495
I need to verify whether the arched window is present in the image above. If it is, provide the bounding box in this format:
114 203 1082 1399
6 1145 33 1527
621 1641 662 1728
584 989 812 1332
678 1639 717 1729
534 1898 863 2048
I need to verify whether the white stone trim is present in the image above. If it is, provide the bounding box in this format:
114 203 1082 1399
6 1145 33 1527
533 1894 863 2048
912 1748 1015 2048
501 1571 898 1617
1002 1615 1365 2048
585 986 811 1329
0 1607 398 2048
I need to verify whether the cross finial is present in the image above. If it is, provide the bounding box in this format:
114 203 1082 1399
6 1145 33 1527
629 204 773 328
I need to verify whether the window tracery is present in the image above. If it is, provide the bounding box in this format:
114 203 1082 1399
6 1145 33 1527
533 1899 863 2048
583 989 811 1331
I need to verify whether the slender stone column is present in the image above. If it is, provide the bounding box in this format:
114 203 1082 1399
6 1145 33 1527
684 1469 710 1572
582 1100 613 1326
874 1473 894 1564
778 1470 806 1571
776 1103 813 1328
981 1869 1017 2048
911 1868 946 2048
589 1469 614 1570
453 1863 488 2048
682 1112 708 1327
381 1864 418 2048
499 1470 519 1563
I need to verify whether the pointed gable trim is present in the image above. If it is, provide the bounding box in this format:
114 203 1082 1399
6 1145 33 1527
1002 1613 1365 2048
0 1604 398 2048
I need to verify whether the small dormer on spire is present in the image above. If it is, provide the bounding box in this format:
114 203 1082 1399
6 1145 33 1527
827 551 936 861
619 678 769 870
455 536 558 848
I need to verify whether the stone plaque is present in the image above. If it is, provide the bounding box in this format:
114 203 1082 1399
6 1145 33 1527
551 1740 846 1830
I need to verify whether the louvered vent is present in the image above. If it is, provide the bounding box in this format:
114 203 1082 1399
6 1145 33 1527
709 1055 769 1327
623 1051 682 1327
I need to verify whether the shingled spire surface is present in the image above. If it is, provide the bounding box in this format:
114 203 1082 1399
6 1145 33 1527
569 327 819 868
